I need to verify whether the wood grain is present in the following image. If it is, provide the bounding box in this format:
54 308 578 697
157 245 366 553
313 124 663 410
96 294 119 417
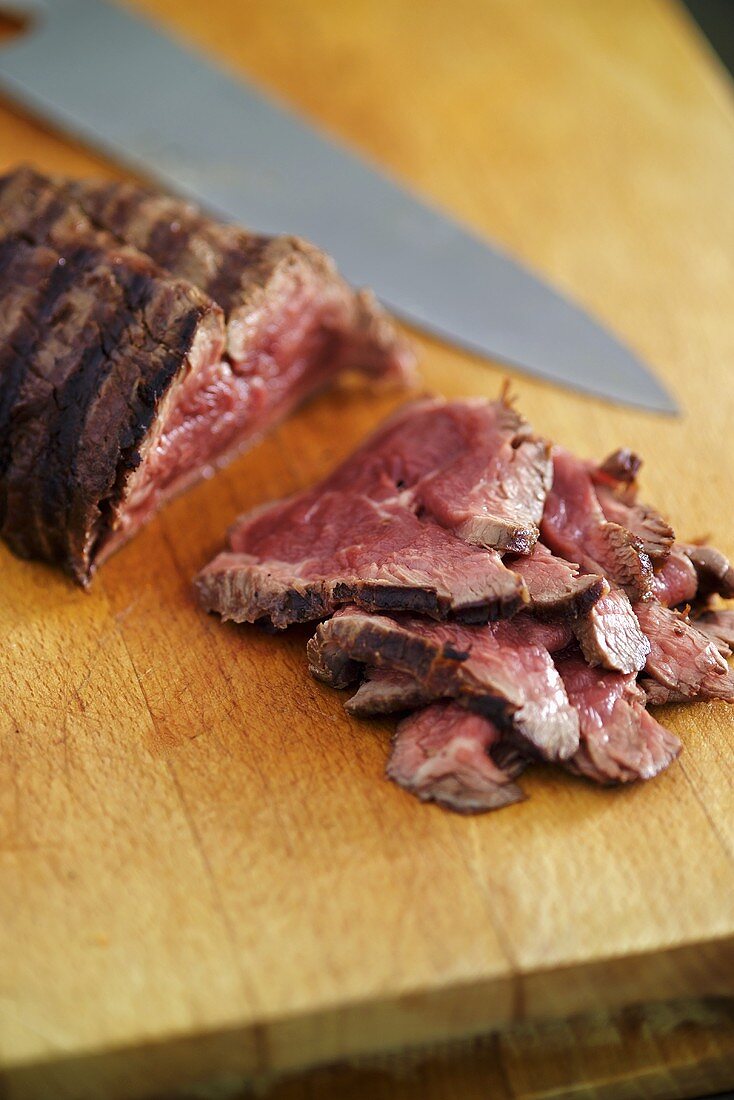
0 1 733 1098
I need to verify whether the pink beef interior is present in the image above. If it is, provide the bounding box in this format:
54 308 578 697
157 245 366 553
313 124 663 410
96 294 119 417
98 275 349 564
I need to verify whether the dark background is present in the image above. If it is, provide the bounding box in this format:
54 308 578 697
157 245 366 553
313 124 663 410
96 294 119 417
683 0 734 78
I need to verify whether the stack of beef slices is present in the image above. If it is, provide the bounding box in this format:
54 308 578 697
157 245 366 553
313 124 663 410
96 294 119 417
0 165 413 584
197 394 734 814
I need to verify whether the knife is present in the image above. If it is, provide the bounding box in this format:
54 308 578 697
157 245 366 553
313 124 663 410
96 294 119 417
0 0 676 412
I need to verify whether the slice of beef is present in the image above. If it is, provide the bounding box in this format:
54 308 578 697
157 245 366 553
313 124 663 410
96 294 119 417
345 616 576 711
0 166 414 386
304 395 552 552
0 235 226 583
679 544 734 600
647 542 734 608
387 702 526 814
638 679 689 706
589 448 674 563
649 548 698 607
307 607 579 760
594 483 674 563
507 542 607 619
197 502 527 629
690 609 734 659
571 589 650 675
557 657 681 784
368 395 552 552
633 600 734 702
593 448 642 488
541 446 653 599
196 398 553 627
346 669 431 716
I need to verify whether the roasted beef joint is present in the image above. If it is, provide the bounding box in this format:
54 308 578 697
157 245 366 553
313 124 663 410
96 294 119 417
0 166 413 581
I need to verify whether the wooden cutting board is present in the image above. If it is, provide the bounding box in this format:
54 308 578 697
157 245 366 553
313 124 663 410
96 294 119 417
1 1 733 1098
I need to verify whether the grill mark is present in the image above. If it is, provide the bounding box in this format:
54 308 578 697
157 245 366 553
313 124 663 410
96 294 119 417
3 248 125 559
59 270 210 577
0 243 84 531
38 265 159 567
70 181 145 251
144 211 199 274
32 191 84 245
204 235 272 314
75 177 275 316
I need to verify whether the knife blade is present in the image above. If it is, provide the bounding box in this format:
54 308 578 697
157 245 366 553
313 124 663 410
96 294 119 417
0 0 677 412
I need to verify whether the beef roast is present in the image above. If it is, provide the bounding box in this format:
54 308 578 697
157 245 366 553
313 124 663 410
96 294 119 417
307 607 579 761
0 166 414 385
557 657 681 784
0 167 414 580
0 236 225 582
387 702 526 813
196 398 555 627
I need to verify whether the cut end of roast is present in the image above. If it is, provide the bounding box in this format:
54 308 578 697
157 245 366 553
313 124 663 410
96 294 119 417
0 236 226 585
0 166 414 582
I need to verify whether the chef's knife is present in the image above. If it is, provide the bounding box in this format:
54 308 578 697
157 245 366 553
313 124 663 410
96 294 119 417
0 0 676 412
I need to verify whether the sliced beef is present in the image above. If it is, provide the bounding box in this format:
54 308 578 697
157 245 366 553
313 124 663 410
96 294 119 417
197 504 526 629
346 669 430 716
0 235 225 583
540 446 652 672
589 448 673 563
507 542 607 619
638 679 689 706
593 448 642 488
557 657 681 784
303 394 552 552
196 398 553 627
633 600 734 702
307 607 579 761
650 548 699 607
387 702 526 813
0 165 414 386
542 446 653 599
594 483 674 563
368 395 552 552
571 589 650 675
648 543 734 608
680 543 734 601
690 609 734 659
346 614 576 711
